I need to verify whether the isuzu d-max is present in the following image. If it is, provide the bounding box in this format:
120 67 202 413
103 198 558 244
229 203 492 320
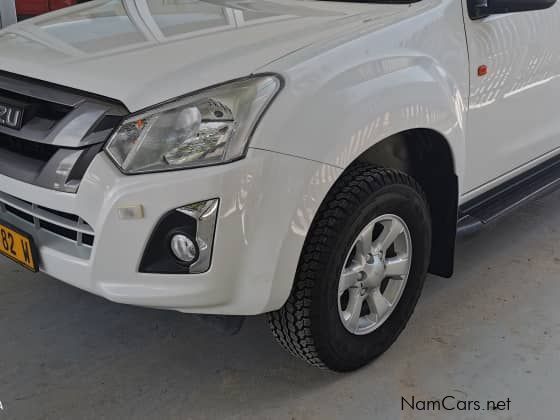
0 0 557 371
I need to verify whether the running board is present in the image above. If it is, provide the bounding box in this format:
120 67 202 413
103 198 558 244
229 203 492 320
457 154 560 237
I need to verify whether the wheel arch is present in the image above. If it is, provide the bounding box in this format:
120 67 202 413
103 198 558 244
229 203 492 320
355 128 458 277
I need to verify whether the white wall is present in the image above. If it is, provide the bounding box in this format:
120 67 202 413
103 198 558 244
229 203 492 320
0 0 17 29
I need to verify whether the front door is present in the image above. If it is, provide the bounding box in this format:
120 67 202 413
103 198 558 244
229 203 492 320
462 1 560 193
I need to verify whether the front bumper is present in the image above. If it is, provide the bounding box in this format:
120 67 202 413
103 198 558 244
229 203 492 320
0 148 340 315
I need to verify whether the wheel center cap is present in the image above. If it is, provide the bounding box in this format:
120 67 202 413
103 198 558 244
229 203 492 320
363 254 385 283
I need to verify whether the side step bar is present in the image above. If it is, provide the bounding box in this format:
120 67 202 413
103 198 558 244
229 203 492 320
457 154 560 237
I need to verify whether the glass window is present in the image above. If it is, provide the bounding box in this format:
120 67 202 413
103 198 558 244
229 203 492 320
37 0 146 53
147 0 230 38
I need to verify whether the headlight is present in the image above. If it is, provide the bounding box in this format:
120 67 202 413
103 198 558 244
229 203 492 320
105 75 281 174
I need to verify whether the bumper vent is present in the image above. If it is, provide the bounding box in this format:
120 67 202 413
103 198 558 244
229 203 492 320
0 191 94 247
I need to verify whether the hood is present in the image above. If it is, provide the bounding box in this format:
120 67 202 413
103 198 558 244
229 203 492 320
0 0 395 111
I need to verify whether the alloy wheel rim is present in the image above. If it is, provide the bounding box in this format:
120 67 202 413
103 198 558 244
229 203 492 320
337 214 412 336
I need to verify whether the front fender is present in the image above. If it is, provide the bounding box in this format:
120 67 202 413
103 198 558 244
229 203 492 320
253 0 469 192
253 61 465 310
255 55 467 185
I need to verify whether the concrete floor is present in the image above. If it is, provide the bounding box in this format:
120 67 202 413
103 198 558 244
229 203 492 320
2 192 560 420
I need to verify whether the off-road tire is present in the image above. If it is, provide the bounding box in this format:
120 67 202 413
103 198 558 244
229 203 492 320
268 164 432 372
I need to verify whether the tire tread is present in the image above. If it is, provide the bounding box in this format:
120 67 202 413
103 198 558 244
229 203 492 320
268 164 427 369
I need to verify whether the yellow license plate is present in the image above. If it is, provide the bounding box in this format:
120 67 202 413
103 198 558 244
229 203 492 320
0 222 37 271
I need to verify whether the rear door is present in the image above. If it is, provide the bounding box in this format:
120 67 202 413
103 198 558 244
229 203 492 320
462 1 560 193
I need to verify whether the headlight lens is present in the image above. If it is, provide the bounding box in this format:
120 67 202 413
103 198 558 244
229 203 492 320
105 75 281 174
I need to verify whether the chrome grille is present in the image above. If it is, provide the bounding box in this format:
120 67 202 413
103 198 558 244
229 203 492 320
0 191 94 247
0 71 128 193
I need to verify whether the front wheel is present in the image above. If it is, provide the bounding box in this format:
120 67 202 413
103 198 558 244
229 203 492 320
268 165 432 371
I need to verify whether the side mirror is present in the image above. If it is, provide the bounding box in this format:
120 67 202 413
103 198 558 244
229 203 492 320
468 0 557 19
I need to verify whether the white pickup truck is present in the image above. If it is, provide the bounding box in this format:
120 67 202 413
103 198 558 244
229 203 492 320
0 0 557 371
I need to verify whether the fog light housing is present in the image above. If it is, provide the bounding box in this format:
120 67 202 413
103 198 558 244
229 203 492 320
170 234 197 263
139 199 219 274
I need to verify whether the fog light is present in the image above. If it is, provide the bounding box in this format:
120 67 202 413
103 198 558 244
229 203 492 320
170 234 197 263
139 198 219 274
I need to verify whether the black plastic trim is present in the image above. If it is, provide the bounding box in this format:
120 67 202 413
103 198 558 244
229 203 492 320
457 153 560 236
139 210 199 274
0 70 128 110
